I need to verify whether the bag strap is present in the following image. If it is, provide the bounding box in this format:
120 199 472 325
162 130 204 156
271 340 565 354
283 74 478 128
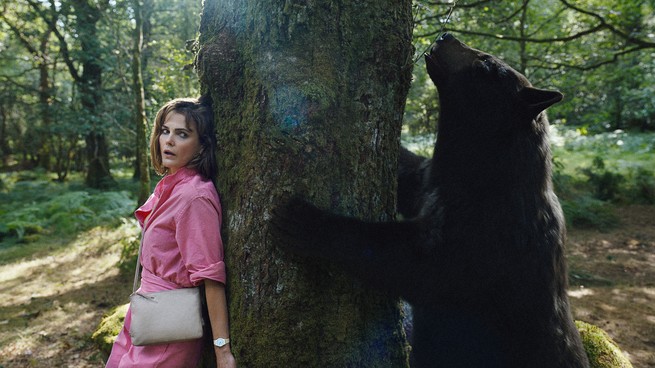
132 233 144 294
132 200 158 294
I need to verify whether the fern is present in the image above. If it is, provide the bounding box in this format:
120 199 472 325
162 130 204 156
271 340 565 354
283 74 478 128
0 181 135 241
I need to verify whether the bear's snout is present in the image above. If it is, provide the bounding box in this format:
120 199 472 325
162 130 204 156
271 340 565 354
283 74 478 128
427 34 487 78
438 32 455 42
427 33 454 55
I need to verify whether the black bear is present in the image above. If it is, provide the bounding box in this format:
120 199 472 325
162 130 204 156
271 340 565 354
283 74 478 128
271 33 590 368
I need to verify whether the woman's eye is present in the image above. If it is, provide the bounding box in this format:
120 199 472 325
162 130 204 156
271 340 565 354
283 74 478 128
178 132 188 138
161 128 170 134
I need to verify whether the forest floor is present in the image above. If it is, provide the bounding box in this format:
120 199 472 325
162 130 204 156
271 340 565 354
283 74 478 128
567 204 655 367
0 205 653 367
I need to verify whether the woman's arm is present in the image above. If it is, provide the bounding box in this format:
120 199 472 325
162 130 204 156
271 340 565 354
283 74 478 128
205 279 236 368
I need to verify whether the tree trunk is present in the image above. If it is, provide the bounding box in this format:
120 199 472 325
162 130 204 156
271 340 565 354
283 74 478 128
0 104 8 168
3 15 53 170
196 1 414 366
518 0 529 74
71 0 115 189
132 0 151 206
37 31 53 171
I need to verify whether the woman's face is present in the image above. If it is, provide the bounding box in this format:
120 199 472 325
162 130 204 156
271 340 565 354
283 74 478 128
159 112 201 175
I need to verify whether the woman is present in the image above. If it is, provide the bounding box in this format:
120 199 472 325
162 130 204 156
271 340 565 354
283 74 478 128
107 98 236 368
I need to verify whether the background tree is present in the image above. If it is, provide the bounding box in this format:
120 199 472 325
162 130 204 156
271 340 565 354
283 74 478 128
196 0 414 366
21 0 115 187
0 0 201 181
2 0 652 181
132 0 150 206
1 2 55 171
1 9 53 170
102 0 201 179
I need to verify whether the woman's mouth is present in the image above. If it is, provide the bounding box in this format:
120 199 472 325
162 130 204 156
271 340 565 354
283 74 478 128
163 150 175 157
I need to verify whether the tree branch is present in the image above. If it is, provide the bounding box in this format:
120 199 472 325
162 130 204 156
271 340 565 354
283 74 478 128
25 0 82 83
529 45 649 71
422 0 492 9
1 73 42 92
558 0 655 48
0 14 39 56
415 0 492 24
417 24 608 43
416 0 655 71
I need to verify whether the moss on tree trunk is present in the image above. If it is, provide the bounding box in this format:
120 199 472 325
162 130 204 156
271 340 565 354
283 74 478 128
196 0 414 366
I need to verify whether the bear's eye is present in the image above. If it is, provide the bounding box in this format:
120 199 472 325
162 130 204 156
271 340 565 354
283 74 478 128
473 55 494 74
480 55 493 66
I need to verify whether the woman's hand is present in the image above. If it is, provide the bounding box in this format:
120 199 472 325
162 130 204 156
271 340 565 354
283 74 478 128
215 346 236 368
205 279 236 367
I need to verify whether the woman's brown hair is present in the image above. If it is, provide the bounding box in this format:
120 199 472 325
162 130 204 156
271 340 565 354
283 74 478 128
149 97 217 180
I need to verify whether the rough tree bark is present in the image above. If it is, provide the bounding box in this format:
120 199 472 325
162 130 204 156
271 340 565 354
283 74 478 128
196 0 414 366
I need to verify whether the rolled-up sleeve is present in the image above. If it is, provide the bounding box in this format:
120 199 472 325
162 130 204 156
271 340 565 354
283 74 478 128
175 196 226 286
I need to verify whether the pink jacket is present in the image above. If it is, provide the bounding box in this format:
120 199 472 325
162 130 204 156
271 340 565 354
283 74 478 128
135 167 225 292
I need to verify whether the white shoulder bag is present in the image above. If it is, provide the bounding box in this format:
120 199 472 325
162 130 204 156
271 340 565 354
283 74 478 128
128 228 204 346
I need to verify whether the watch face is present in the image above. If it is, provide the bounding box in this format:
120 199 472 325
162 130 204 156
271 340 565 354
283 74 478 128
214 338 227 347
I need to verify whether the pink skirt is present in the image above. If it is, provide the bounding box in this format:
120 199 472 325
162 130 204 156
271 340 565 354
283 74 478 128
105 306 203 368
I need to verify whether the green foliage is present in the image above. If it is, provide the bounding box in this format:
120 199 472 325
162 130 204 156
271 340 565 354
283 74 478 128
561 196 619 230
405 0 655 134
551 127 655 206
403 126 653 231
0 221 44 242
1 0 201 178
626 168 655 204
549 128 655 229
400 132 435 157
117 234 140 276
580 157 626 202
0 171 135 243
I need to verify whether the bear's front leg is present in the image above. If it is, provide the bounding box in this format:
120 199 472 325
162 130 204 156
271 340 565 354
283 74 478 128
270 198 432 300
269 198 339 258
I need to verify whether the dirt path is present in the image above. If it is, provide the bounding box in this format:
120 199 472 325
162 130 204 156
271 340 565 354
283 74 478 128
0 206 653 367
567 205 655 367
0 222 137 367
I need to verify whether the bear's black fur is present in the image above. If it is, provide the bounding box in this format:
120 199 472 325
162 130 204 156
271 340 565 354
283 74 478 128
271 33 589 368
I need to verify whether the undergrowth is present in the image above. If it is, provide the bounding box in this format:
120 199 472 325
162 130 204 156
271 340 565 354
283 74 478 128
551 129 654 230
402 127 654 230
0 170 137 257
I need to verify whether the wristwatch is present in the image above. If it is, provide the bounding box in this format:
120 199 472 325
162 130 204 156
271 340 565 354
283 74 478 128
213 337 230 347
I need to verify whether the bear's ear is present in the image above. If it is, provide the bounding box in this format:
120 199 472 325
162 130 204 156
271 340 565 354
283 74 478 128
518 87 563 117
